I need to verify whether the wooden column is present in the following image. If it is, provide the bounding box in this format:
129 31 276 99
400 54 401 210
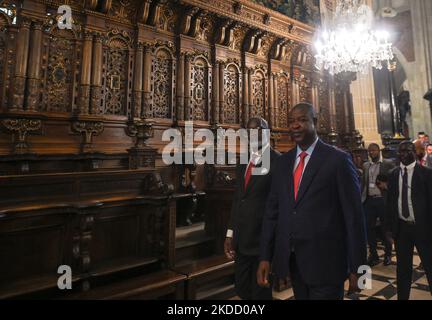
133 44 143 119
11 18 31 111
268 73 274 126
242 66 249 126
212 61 220 125
176 52 185 121
329 87 337 130
26 21 43 111
293 78 300 106
273 74 278 128
79 32 93 115
218 62 225 124
142 43 152 118
310 79 319 112
90 35 103 114
247 68 252 119
184 54 192 120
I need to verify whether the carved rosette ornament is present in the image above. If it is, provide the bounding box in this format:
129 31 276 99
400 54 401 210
1 118 42 154
71 121 104 153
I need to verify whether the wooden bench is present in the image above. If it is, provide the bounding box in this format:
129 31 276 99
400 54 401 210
0 170 177 299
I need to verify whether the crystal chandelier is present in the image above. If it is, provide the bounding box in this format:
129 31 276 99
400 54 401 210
314 0 394 75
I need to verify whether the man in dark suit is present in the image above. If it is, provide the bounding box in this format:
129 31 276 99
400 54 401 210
361 143 395 266
385 141 432 300
257 103 367 300
224 117 280 300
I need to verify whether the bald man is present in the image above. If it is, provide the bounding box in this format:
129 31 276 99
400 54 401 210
224 117 280 300
257 103 367 300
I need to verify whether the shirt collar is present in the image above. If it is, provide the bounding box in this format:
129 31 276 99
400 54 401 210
400 161 416 171
370 159 382 165
296 137 319 158
250 143 270 165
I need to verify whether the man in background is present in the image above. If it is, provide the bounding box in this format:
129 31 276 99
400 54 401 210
361 143 395 266
224 117 280 300
423 144 432 168
385 141 432 300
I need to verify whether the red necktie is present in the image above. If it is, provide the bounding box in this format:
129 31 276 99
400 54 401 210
293 151 308 200
244 162 255 189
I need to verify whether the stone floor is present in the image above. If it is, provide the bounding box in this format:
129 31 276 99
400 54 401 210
231 245 432 300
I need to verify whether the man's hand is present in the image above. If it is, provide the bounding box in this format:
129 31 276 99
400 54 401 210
347 273 361 295
257 261 271 288
224 237 235 260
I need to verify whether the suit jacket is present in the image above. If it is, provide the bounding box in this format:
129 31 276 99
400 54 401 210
228 148 281 256
260 140 367 286
385 164 432 240
361 159 395 203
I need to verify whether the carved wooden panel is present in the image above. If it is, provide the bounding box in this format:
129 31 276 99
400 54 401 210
1 26 15 111
157 3 176 33
251 69 266 118
151 47 175 119
318 79 331 132
109 0 138 23
299 74 311 103
0 33 5 109
230 25 246 52
277 75 290 128
191 56 211 121
103 37 129 116
196 15 215 43
223 63 241 124
41 30 79 113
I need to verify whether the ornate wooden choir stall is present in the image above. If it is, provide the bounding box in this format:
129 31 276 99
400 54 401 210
0 0 361 299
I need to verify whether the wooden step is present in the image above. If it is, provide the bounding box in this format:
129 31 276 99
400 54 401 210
61 270 186 300
173 255 235 300
175 223 215 265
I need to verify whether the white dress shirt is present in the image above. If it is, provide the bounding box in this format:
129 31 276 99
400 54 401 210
368 160 382 197
244 143 270 176
398 161 416 222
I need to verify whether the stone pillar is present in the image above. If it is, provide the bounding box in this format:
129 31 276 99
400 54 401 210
133 44 143 119
79 32 93 115
219 62 225 124
176 52 185 122
184 54 192 120
90 34 103 114
26 21 43 111
403 0 432 136
350 70 381 146
212 61 220 125
11 18 31 111
142 43 152 118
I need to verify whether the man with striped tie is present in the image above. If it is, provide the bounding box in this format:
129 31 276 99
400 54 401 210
257 103 367 300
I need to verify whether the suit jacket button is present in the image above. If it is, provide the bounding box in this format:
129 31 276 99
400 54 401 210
293 211 297 215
